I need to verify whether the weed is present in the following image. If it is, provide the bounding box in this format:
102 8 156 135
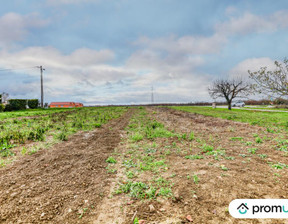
185 154 204 160
106 156 117 164
271 162 288 169
130 133 143 142
230 137 243 141
247 148 258 154
259 154 267 159
188 131 195 141
126 171 135 179
193 174 199 184
245 141 253 146
201 144 214 153
220 165 228 171
255 137 263 144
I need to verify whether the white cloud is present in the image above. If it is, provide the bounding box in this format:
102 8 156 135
0 46 135 101
0 13 49 47
229 57 276 79
134 34 227 55
216 10 288 35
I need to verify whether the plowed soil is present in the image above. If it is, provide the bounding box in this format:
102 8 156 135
1 107 288 224
0 109 133 224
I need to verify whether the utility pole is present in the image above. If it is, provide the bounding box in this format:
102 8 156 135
151 86 154 104
37 66 45 108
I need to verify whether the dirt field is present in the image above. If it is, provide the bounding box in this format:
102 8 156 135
1 107 288 223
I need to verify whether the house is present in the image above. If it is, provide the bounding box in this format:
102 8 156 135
75 102 84 107
49 102 76 108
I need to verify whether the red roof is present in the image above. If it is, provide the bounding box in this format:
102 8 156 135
50 102 75 105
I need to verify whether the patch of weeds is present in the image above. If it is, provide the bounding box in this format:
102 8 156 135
258 154 267 159
139 158 166 172
230 137 243 141
106 165 117 174
271 162 288 169
188 131 195 141
126 170 135 179
78 207 88 219
133 217 140 224
274 173 281 177
130 132 143 142
158 187 173 197
255 137 263 144
164 149 171 155
201 144 214 153
253 133 258 137
239 154 248 158
106 156 117 164
123 159 137 168
0 142 15 157
245 141 253 146
21 147 27 155
115 181 155 199
193 174 199 184
247 148 258 154
220 165 228 171
225 156 235 160
185 154 204 160
266 127 276 133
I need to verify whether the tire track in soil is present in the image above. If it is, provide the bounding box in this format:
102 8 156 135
0 109 134 224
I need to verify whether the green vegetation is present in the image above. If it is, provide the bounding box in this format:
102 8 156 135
106 156 117 164
0 107 126 161
171 106 288 131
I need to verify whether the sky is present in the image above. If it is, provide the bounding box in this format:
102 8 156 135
1 0 288 105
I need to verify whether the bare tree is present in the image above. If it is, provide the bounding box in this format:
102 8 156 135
248 58 288 98
208 78 251 110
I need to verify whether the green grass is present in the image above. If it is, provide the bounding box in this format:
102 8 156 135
171 106 288 131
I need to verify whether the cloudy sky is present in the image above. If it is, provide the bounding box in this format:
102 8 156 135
0 0 288 105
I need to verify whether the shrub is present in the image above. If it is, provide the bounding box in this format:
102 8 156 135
4 104 13 112
28 99 39 109
0 104 4 112
7 99 27 111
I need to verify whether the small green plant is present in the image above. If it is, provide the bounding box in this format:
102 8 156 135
193 174 199 184
78 208 88 219
201 144 214 153
271 162 288 169
258 154 267 159
247 148 258 154
130 132 143 142
185 154 204 160
133 217 139 224
245 141 252 146
220 165 228 171
188 131 195 141
126 170 135 179
21 147 28 155
255 137 263 144
230 137 243 141
106 156 117 164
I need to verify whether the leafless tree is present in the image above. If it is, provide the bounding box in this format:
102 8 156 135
248 58 288 98
208 78 251 110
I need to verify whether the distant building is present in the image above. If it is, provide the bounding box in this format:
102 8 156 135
75 103 84 107
49 102 83 108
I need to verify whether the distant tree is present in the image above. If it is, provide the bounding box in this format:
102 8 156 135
248 58 288 98
208 78 251 110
